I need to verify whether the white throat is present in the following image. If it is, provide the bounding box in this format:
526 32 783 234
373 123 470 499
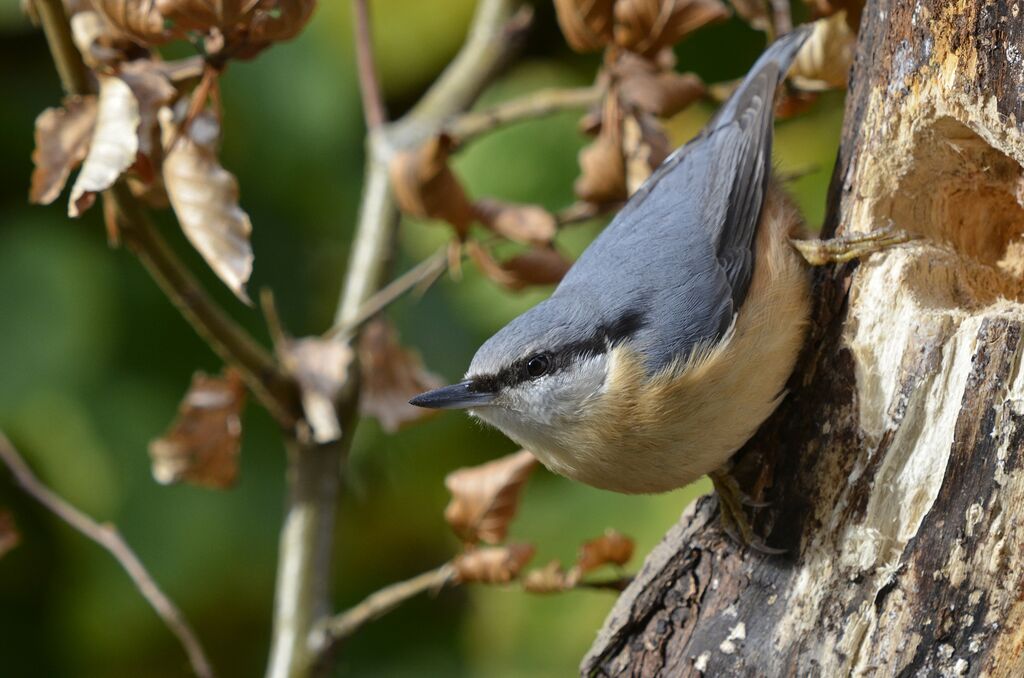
469 352 610 458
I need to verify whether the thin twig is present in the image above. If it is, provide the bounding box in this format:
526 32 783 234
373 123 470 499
397 0 533 137
109 184 299 429
0 432 214 678
33 2 299 429
33 0 90 95
555 200 622 226
312 562 631 650
445 85 601 145
577 576 634 592
324 246 448 341
313 564 457 649
269 1 531 674
770 0 794 37
351 0 387 129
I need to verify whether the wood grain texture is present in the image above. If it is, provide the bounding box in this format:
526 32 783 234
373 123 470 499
584 0 1024 675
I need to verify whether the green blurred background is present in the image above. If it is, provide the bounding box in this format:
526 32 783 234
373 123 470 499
0 2 842 675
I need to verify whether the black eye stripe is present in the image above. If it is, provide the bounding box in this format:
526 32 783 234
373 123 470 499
469 310 645 392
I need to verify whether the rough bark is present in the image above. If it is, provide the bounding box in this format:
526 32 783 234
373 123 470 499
584 1 1024 676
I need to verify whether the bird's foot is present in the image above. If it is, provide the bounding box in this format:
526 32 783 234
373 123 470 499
708 469 784 555
790 223 913 266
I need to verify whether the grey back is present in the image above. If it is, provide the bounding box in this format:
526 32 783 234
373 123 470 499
469 29 811 377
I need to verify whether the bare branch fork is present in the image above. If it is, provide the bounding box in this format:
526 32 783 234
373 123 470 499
33 0 299 431
0 432 214 678
269 1 533 676
28 0 588 675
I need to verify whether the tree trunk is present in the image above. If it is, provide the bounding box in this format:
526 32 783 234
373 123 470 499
583 1 1024 676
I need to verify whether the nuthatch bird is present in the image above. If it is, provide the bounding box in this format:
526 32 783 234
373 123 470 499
411 29 898 545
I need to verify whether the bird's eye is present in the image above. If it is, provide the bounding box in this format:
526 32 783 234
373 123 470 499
525 354 550 378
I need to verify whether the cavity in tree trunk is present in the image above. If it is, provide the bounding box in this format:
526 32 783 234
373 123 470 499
584 1 1024 675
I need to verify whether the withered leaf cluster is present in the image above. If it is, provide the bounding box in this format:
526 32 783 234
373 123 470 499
29 1 317 302
357 318 444 434
266 314 441 445
149 369 247 489
789 11 857 91
92 0 316 60
277 335 354 445
442 450 635 589
556 0 725 202
523 529 634 593
445 449 539 545
805 0 864 30
389 136 572 292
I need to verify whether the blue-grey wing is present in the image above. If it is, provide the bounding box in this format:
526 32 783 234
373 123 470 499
552 29 810 371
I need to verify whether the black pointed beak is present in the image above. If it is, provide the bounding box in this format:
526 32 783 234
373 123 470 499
409 379 496 410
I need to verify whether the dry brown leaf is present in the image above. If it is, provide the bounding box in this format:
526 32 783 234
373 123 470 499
70 10 137 67
553 0 615 52
729 0 772 33
575 91 628 203
68 75 140 217
357 318 443 434
499 247 573 290
116 62 176 209
93 0 178 45
279 336 353 444
452 544 536 584
155 0 259 32
613 0 729 56
63 0 97 15
149 369 246 489
474 199 557 246
444 449 539 545
243 0 317 46
118 60 178 176
523 560 572 593
615 52 705 117
575 132 628 203
466 240 520 288
806 0 863 30
30 96 97 205
622 112 670 193
466 242 571 291
789 13 857 91
576 529 635 574
0 510 20 560
389 134 476 238
159 104 254 303
775 87 819 119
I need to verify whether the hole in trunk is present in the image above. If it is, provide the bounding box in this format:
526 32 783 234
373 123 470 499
875 116 1024 308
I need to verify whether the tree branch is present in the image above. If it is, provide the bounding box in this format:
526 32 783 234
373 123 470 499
32 0 299 429
266 1 533 674
313 564 457 649
555 199 621 227
325 245 448 341
311 562 631 651
32 0 90 95
0 432 214 678
445 85 601 145
393 0 532 142
351 0 386 129
109 185 299 428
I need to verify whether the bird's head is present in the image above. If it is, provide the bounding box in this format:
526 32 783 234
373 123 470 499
409 298 645 459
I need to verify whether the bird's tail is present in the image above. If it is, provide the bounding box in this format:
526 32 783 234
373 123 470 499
709 27 812 131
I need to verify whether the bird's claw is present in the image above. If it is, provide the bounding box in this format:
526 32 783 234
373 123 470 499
708 469 785 555
790 222 914 266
